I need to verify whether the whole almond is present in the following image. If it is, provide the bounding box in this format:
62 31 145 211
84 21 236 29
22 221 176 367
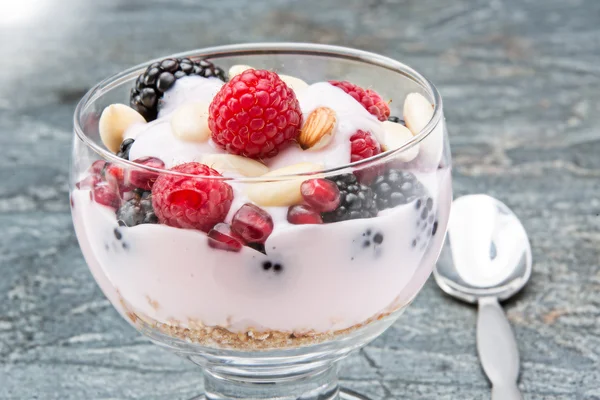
171 102 211 142
279 74 309 92
403 93 434 135
201 154 269 177
381 120 419 162
298 107 337 150
246 162 323 206
99 104 146 153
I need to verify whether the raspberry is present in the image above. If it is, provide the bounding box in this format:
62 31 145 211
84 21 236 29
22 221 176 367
287 205 323 225
92 182 120 209
231 203 274 244
329 80 390 121
350 130 381 162
209 69 303 159
151 162 233 232
208 223 244 252
128 157 164 190
300 179 340 212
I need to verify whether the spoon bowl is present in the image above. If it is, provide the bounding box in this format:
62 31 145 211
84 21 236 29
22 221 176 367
435 194 532 303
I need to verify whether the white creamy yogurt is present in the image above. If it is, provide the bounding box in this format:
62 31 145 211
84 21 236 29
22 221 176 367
71 169 450 333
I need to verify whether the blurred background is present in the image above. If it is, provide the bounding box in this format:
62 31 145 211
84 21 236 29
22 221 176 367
2 0 600 399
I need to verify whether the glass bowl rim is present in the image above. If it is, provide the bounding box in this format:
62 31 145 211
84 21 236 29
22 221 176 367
73 42 444 181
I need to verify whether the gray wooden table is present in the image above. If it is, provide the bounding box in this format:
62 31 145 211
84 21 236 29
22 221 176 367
1 0 599 398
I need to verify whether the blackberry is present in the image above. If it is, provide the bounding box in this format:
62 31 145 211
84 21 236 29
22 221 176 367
116 138 135 160
130 58 226 121
387 116 406 125
116 190 158 227
372 169 426 210
322 174 378 223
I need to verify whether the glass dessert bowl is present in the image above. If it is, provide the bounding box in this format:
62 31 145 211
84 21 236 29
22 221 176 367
70 43 452 400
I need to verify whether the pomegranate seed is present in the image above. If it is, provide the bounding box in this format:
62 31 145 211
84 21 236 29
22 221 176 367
300 179 340 212
88 160 107 175
129 157 165 190
75 174 100 190
105 163 132 193
287 204 323 225
92 182 120 209
231 203 274 243
208 223 244 252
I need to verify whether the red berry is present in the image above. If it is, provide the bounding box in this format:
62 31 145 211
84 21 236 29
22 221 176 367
209 69 303 159
128 157 165 190
329 80 390 121
300 179 340 212
89 160 107 175
76 174 100 190
92 182 120 209
350 129 382 162
287 205 323 225
104 163 133 193
208 223 244 252
231 203 274 243
152 162 233 232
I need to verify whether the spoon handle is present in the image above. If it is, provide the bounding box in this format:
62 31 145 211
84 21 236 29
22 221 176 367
477 297 523 400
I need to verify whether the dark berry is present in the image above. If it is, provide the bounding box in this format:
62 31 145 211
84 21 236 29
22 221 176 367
432 221 439 236
116 191 158 227
387 116 406 125
426 197 433 211
130 58 226 121
373 233 384 244
273 263 283 272
232 203 274 244
287 204 323 225
371 169 426 210
263 261 272 270
321 174 378 223
116 138 135 160
208 223 244 252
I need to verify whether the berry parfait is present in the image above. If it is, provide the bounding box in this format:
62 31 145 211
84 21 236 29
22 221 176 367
71 43 452 400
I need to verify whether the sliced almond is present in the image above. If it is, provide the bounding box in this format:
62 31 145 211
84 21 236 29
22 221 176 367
201 154 269 177
228 64 253 78
279 74 309 92
403 93 434 135
99 104 146 153
403 93 444 169
298 107 337 151
246 162 323 207
171 102 211 142
381 120 419 162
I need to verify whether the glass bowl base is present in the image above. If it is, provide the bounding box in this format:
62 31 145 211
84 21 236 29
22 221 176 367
190 388 370 400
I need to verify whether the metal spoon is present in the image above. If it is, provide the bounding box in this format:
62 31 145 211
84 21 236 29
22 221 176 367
434 194 531 400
